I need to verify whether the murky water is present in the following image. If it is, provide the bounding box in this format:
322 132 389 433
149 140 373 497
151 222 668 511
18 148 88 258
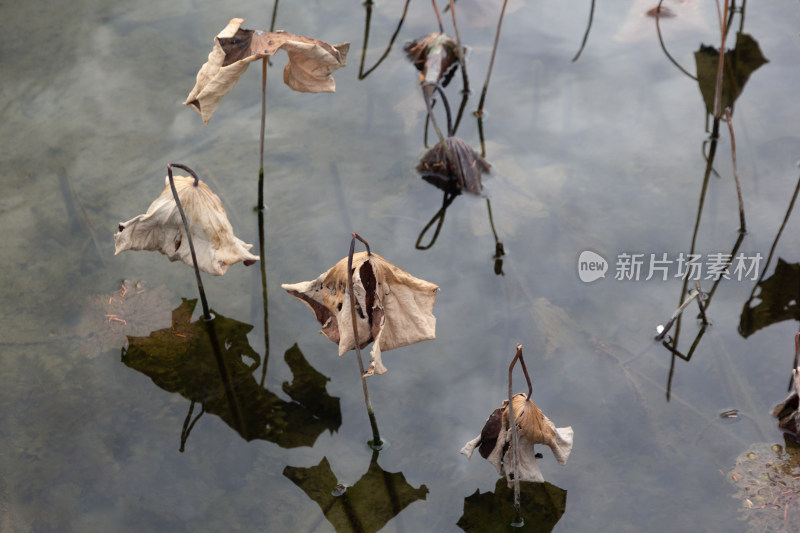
2 0 800 531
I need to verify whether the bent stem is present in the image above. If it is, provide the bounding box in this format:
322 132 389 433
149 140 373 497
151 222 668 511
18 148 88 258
431 0 444 33
571 0 595 62
421 81 453 145
166 163 211 320
164 168 245 440
507 343 531 525
347 232 382 449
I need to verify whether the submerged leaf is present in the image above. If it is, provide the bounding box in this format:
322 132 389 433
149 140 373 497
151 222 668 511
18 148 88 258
404 32 459 87
114 175 259 276
417 137 490 195
282 251 438 376
462 393 573 486
184 18 350 124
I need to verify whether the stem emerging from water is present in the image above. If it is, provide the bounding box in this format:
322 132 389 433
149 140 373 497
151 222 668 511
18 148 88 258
507 343 530 526
347 232 382 449
258 59 268 211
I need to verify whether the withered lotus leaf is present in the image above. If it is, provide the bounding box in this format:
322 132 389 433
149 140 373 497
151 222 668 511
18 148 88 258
282 251 439 376
417 137 490 195
114 176 259 276
461 393 573 486
185 18 350 124
404 32 459 87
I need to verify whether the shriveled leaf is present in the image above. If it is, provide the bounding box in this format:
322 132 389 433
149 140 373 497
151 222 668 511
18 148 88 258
184 18 349 124
404 32 458 87
462 393 573 486
282 251 439 376
283 455 428 533
114 175 259 276
418 137 490 195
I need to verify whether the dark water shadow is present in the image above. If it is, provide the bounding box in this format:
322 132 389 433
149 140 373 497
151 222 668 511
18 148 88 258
122 299 341 450
457 478 566 532
283 450 428 533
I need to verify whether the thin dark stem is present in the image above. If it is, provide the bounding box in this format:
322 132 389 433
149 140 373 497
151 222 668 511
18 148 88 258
258 199 270 386
421 81 453 142
486 198 505 257
416 191 457 250
571 0 595 62
713 0 730 119
747 171 800 302
347 233 382 448
655 0 698 80
431 0 444 33
359 0 411 79
258 59 268 211
448 0 470 94
452 85 469 135
476 0 508 116
166 163 210 320
724 107 747 232
269 0 279 31
179 401 205 452
507 343 525 519
352 232 371 256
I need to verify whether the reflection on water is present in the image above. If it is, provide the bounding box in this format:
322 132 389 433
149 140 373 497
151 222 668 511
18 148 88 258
283 452 428 533
457 478 566 533
123 299 341 449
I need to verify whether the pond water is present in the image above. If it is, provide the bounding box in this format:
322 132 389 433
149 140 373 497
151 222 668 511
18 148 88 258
2 0 800 531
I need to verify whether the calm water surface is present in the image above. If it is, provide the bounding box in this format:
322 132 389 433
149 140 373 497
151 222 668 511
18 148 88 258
2 0 800 531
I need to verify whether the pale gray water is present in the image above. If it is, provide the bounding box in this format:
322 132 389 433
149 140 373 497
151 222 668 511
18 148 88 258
2 0 800 531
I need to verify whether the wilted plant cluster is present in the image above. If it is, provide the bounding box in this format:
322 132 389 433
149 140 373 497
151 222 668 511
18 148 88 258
112 6 573 529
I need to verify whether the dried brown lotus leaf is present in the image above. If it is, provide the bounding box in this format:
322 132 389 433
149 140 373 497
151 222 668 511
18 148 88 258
114 176 259 276
184 18 349 124
461 393 573 486
282 252 438 376
404 32 458 86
